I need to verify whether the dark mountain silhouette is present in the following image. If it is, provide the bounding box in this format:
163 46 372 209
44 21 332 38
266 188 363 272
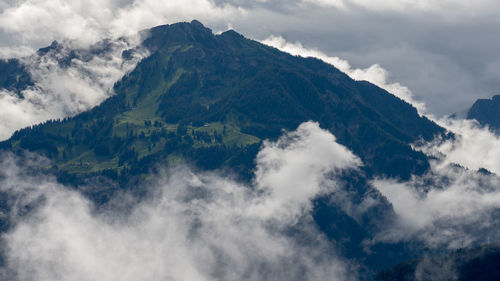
374 244 500 281
467 95 500 133
0 58 33 95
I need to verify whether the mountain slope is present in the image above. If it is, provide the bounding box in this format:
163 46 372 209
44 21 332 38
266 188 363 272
0 58 33 95
0 20 444 185
374 245 500 281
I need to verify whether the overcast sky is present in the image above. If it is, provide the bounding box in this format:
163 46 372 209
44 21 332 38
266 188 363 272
1 0 500 115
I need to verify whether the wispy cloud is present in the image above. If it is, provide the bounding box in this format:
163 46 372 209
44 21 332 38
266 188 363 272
372 163 500 249
0 38 147 141
418 118 500 175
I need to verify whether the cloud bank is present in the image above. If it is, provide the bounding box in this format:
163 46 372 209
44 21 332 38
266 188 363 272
0 122 360 281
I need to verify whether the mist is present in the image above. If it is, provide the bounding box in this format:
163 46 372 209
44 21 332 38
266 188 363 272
371 117 500 249
0 37 147 141
0 122 359 281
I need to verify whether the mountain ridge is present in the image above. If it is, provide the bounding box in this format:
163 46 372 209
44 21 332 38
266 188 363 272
1 20 445 184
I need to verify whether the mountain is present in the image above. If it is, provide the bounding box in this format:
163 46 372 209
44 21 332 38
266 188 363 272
1 20 444 185
0 20 447 278
0 58 33 95
374 244 500 281
467 95 500 132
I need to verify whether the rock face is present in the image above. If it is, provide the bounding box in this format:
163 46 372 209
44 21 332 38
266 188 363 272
467 95 500 132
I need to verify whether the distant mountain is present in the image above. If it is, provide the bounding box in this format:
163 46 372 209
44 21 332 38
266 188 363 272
374 244 500 281
0 58 33 95
0 20 447 278
467 95 500 132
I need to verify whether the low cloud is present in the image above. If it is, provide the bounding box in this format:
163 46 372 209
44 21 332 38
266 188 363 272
0 37 147 141
368 108 500 250
372 162 500 249
262 39 500 250
0 122 359 281
418 118 500 175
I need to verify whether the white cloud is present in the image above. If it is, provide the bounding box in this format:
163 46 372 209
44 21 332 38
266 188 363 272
0 46 34 59
0 38 147 141
0 122 359 281
367 111 500 249
417 118 500 175
372 162 500 249
261 35 427 114
252 121 361 221
0 0 116 48
0 0 244 50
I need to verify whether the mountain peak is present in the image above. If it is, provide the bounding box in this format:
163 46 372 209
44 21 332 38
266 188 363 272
144 20 215 50
467 94 500 132
37 40 63 55
492 94 500 103
189 19 205 28
219 29 241 37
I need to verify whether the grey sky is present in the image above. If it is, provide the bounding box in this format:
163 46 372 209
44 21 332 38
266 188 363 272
1 0 500 115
